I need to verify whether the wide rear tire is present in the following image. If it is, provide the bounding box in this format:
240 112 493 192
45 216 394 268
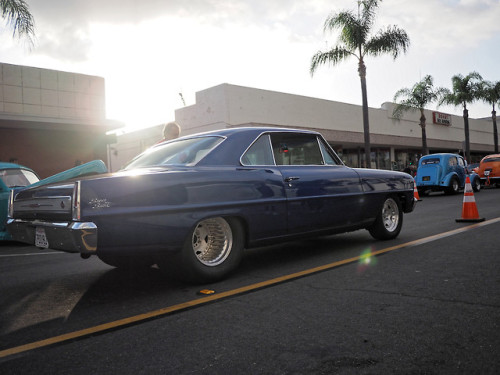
446 177 460 195
159 217 244 283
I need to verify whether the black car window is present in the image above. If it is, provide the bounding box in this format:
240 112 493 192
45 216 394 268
122 136 224 170
484 157 500 163
270 133 325 166
241 135 275 166
421 158 440 165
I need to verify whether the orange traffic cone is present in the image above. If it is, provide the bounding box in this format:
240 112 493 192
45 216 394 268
456 176 485 223
413 178 421 201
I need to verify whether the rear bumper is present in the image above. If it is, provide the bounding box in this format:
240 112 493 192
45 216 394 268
479 176 500 184
6 219 97 254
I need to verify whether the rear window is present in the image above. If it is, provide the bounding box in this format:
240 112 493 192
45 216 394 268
483 157 500 163
421 158 440 165
0 168 39 188
122 136 224 170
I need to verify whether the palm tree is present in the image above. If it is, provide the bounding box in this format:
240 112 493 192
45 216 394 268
1 0 35 46
479 80 500 153
438 72 483 163
310 0 410 168
393 75 439 156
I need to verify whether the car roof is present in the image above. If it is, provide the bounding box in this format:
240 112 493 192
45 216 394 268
149 126 326 167
0 162 35 172
480 154 500 161
180 126 320 138
420 153 460 159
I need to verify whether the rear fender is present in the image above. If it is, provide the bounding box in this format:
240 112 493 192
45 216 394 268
442 172 458 187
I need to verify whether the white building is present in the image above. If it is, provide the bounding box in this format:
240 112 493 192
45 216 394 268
110 83 497 171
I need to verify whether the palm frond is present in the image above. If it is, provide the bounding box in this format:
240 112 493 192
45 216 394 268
365 26 410 59
310 47 355 75
1 0 35 46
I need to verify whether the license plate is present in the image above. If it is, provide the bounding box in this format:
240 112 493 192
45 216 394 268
484 170 490 176
35 227 49 248
422 176 430 181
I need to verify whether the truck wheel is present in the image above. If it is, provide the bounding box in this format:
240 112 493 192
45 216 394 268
159 217 244 283
368 196 403 240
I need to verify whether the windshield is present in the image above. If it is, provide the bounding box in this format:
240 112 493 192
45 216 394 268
122 136 224 170
0 168 39 188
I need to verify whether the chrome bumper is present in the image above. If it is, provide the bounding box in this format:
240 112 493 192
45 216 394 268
6 219 98 254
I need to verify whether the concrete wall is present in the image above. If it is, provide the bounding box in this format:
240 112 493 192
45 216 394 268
0 63 105 121
176 83 496 153
0 63 117 178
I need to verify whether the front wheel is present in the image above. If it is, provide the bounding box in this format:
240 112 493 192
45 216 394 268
472 177 481 192
159 217 244 283
368 196 403 240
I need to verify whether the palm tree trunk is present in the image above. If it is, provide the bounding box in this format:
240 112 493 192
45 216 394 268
419 109 428 155
492 109 499 153
463 107 471 162
358 60 371 168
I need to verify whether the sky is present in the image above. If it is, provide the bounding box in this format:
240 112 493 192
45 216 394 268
2 0 500 132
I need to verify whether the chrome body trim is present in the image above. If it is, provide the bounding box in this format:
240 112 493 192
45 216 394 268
6 219 98 254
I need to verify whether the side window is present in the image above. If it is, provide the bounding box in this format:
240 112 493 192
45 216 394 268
319 139 340 165
449 157 457 167
241 134 275 166
270 133 324 166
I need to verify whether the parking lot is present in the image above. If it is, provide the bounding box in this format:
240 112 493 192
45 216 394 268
1 188 499 374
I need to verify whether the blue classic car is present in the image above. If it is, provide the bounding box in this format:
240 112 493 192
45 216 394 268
0 163 40 240
416 153 481 195
7 127 415 282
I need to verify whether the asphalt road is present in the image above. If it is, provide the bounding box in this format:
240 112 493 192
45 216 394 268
1 187 499 374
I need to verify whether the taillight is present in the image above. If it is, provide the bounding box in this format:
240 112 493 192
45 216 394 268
7 190 15 218
72 181 81 220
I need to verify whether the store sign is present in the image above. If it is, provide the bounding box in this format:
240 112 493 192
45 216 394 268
432 111 452 126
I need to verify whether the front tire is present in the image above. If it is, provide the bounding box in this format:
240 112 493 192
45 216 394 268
472 177 481 192
159 217 244 283
368 196 403 240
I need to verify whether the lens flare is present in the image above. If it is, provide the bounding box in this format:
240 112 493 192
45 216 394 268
357 247 377 273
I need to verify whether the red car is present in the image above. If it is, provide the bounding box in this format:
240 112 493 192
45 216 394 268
476 154 500 187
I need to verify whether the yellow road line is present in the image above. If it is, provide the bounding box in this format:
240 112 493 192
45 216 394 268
1 217 499 359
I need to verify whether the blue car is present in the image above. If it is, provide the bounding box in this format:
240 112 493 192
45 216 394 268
7 127 416 282
416 153 481 195
0 163 40 240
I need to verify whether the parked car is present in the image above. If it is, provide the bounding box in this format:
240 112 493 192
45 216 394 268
0 163 40 240
475 154 500 187
466 163 480 175
416 153 481 195
7 127 416 282
1 160 108 241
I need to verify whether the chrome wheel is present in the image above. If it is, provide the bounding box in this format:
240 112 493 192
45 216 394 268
191 217 233 266
381 198 399 233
